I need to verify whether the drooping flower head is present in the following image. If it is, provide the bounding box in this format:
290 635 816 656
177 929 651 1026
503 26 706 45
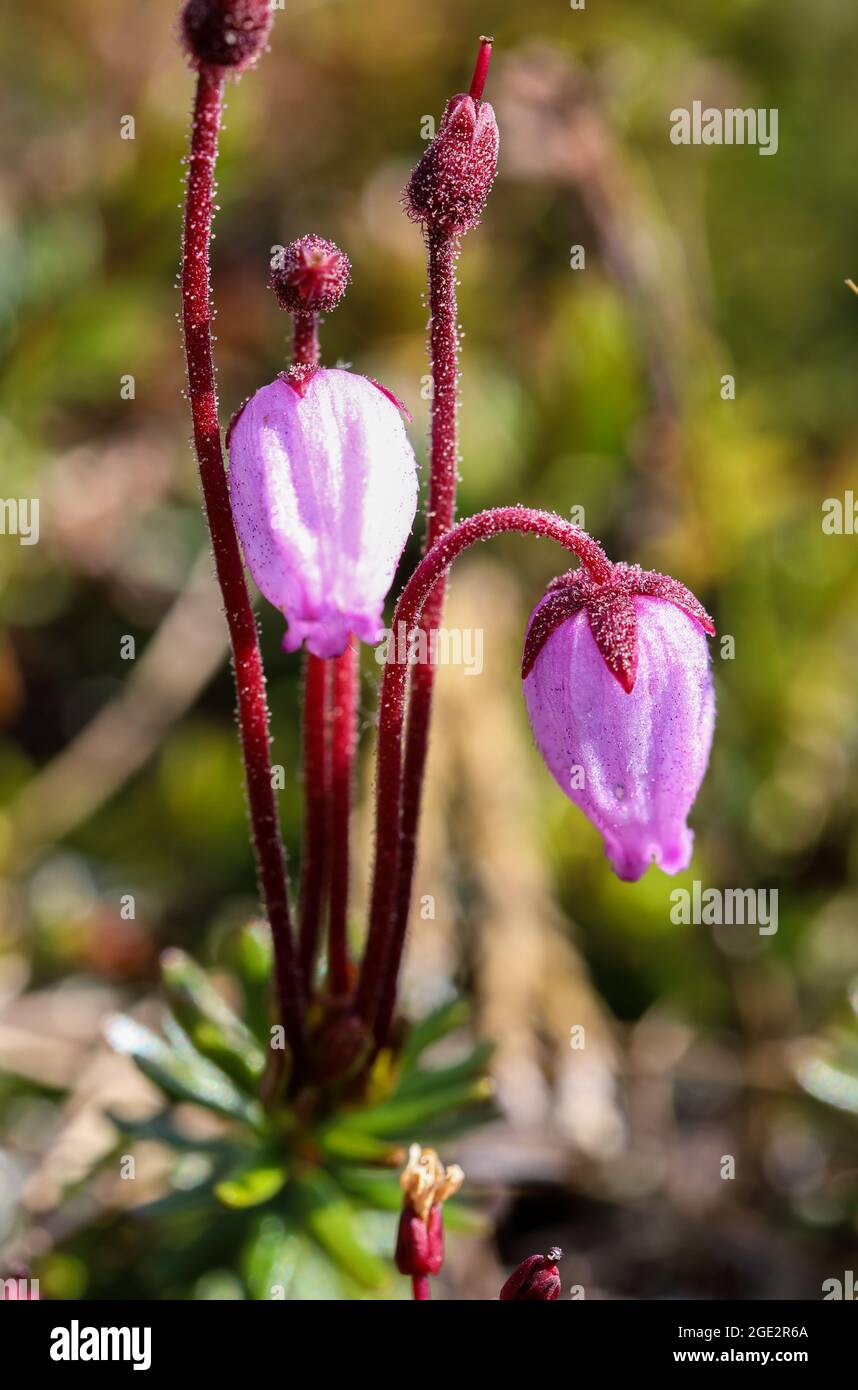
180 0 272 76
404 38 499 238
395 1143 464 1280
522 562 715 882
499 1247 563 1301
228 368 418 658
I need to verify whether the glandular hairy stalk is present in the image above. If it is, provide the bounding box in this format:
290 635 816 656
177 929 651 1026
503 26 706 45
180 39 304 1062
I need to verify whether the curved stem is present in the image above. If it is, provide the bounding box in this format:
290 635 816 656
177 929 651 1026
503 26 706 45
181 69 304 1061
356 506 611 1037
328 640 359 995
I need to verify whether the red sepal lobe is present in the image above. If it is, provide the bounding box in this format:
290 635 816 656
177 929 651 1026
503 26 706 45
522 563 714 693
276 364 320 398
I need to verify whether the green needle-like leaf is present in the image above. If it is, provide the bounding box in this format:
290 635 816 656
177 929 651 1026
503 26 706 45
105 1109 233 1155
399 998 470 1071
161 948 266 1091
215 1161 287 1209
291 1170 390 1291
338 1076 494 1138
241 1215 303 1300
105 1014 265 1130
315 1125 402 1164
394 1042 494 1099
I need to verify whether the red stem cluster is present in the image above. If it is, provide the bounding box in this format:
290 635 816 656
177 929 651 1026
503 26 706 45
182 33 531 1083
181 69 305 1062
291 310 358 998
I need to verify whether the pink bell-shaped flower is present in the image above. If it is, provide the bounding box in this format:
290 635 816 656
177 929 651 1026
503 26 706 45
522 563 716 882
228 368 418 658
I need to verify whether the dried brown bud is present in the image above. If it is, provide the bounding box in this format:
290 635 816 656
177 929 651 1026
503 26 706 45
399 1143 464 1224
395 1144 464 1279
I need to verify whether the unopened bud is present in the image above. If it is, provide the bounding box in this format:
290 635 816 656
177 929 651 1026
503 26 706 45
499 1247 563 1301
404 39 499 238
270 235 351 316
181 0 273 77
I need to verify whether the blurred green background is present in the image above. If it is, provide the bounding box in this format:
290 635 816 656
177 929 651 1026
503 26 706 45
1 0 857 1299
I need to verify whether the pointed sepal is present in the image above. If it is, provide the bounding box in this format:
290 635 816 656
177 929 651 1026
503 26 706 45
521 575 584 678
585 588 638 693
623 564 715 635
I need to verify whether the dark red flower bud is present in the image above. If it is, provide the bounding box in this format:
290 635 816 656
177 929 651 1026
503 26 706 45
396 1202 445 1277
395 1144 464 1281
181 0 273 77
499 1247 563 1301
404 39 499 237
269 235 352 316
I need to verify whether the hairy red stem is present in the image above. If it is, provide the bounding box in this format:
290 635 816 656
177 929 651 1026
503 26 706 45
299 651 330 988
328 640 359 994
292 310 319 370
424 235 460 554
292 306 333 992
356 507 611 1036
412 1275 432 1301
181 69 304 1060
372 39 496 1045
370 232 459 1038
